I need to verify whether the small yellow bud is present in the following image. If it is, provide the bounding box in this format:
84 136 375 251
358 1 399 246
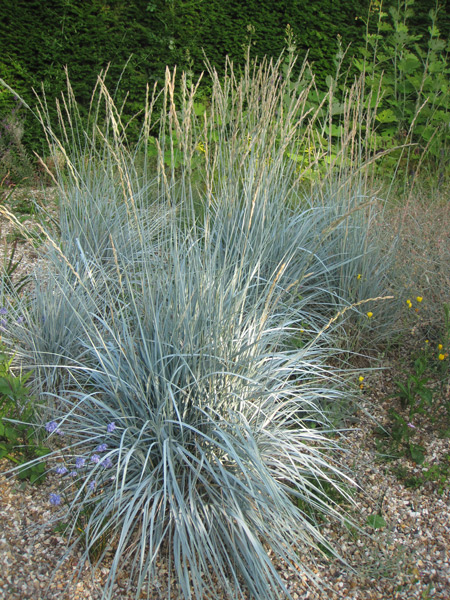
416 296 423 303
438 344 443 351
357 274 362 280
359 376 364 383
438 353 446 361
406 299 412 308
367 312 373 318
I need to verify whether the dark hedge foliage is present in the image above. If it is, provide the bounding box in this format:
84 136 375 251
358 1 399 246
0 0 369 154
0 0 448 163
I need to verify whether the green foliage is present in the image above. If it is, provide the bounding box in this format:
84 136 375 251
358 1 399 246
392 356 433 416
0 0 373 159
1 0 449 191
376 307 450 479
0 344 49 484
378 408 426 464
0 99 35 185
354 0 450 180
421 455 450 494
443 302 450 350
366 513 387 529
0 238 31 296
392 455 450 494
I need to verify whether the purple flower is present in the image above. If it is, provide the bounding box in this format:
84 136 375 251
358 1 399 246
0 319 7 329
69 471 77 477
75 457 86 469
101 457 113 469
407 422 416 429
55 465 68 475
88 481 96 490
107 422 116 433
45 421 58 433
49 493 62 506
96 443 108 452
90 454 100 464
16 316 24 324
0 307 7 315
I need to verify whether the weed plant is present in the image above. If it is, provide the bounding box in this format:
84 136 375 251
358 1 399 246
355 0 450 186
0 99 35 186
0 335 50 484
390 190 450 339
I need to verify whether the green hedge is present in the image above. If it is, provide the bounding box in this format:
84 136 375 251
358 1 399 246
0 0 368 154
0 0 448 163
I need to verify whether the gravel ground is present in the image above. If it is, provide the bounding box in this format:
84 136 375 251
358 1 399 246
1 188 449 600
1 387 449 600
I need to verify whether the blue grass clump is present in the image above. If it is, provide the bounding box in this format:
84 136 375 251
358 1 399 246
1 53 405 600
39 227 354 600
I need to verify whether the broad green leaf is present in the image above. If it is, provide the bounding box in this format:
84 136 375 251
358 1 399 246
0 379 13 396
193 102 206 117
398 54 420 74
418 388 433 405
366 514 386 529
409 444 425 465
376 109 397 124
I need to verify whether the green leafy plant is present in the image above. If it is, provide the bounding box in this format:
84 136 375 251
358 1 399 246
366 513 387 529
380 409 425 464
9 190 37 215
392 455 450 494
443 303 450 344
422 455 450 494
392 356 433 417
0 99 35 185
355 0 450 182
0 239 31 295
0 344 49 484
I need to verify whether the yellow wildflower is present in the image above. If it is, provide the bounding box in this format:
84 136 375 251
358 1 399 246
406 299 412 308
357 274 362 280
416 296 423 303
438 353 446 361
367 312 373 318
359 376 364 383
196 141 206 154
438 344 443 351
